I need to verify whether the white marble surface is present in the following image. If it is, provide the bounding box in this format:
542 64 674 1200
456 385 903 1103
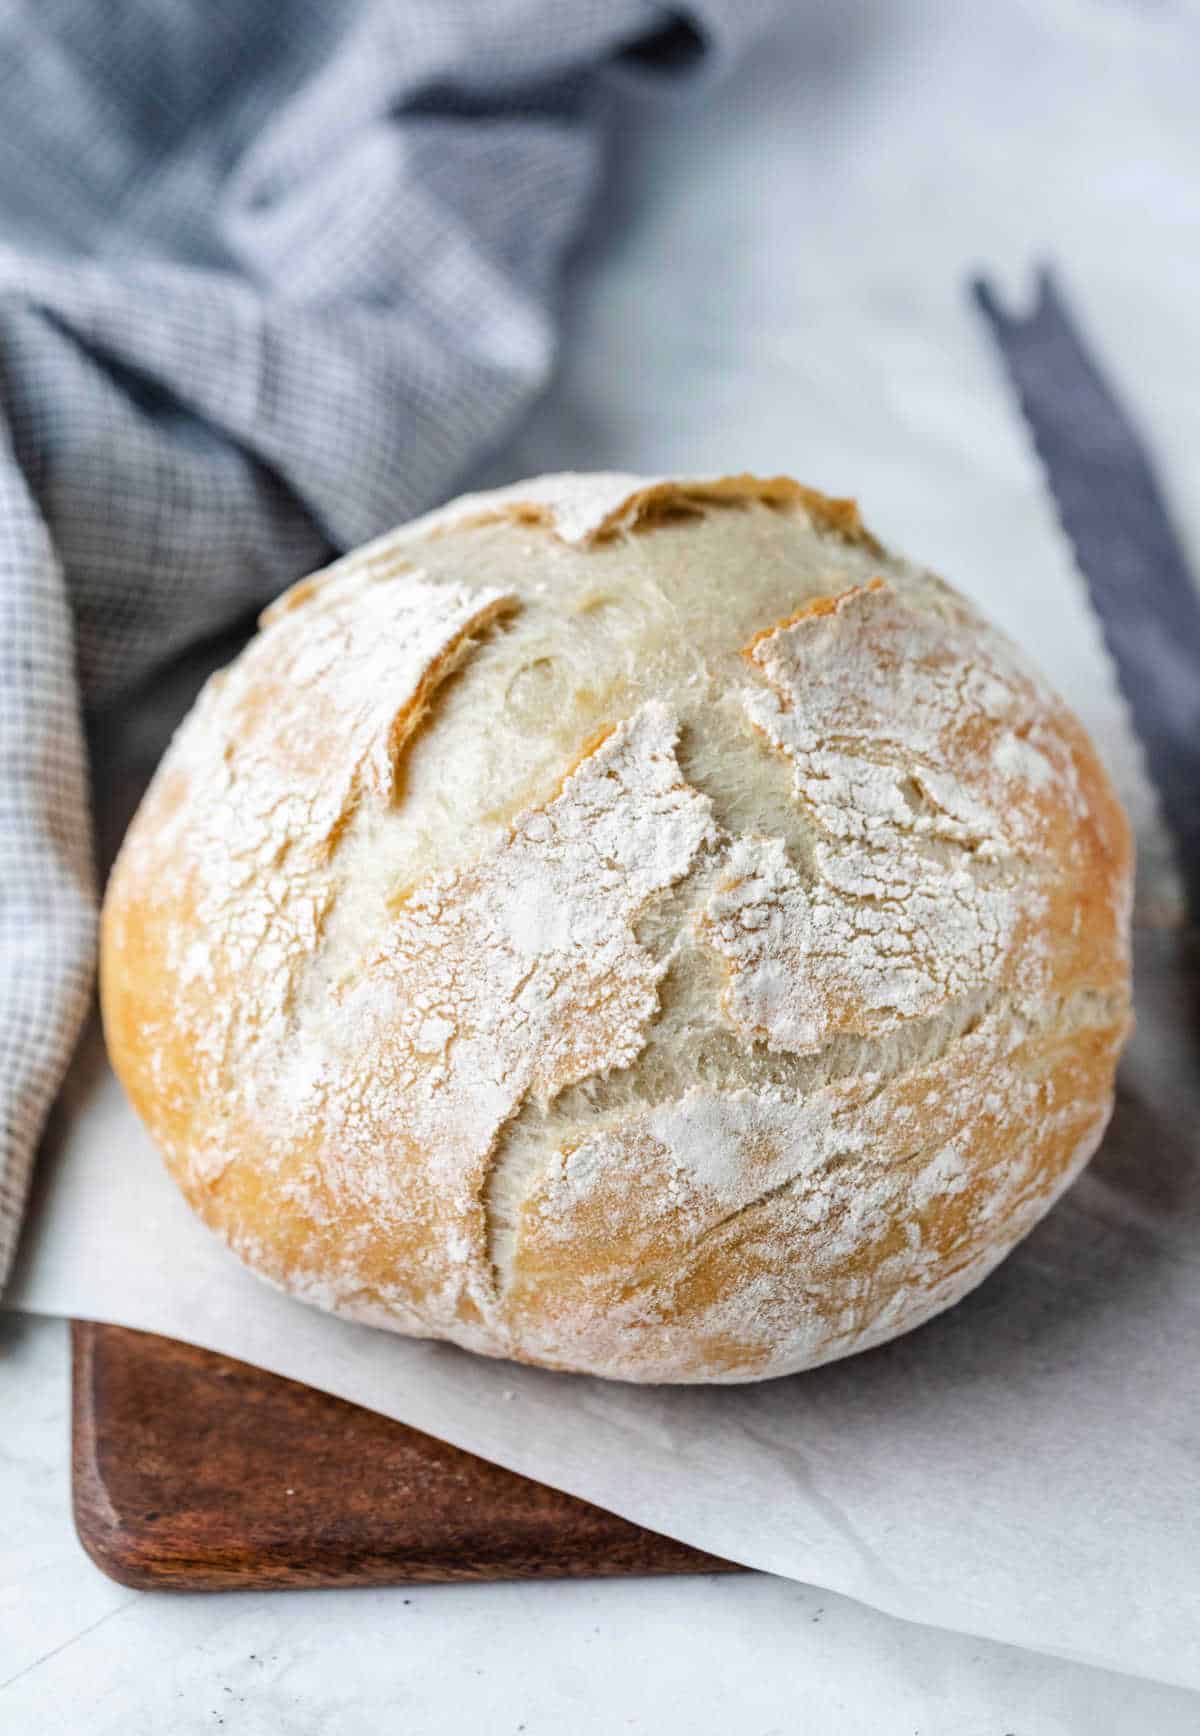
3 1315 1199 1734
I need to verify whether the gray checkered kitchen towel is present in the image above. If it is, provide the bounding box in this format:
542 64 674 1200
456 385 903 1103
0 0 782 1286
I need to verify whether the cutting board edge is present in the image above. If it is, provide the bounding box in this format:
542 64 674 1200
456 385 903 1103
70 1320 742 1592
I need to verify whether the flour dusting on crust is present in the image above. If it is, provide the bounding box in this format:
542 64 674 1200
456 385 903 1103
508 997 1123 1380
701 579 1080 1054
261 702 715 1330
114 576 516 1181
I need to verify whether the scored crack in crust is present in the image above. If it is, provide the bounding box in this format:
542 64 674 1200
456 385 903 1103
100 472 1134 1383
703 577 1058 1054
101 573 519 1185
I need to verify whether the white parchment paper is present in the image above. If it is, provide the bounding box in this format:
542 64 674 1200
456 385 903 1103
9 939 1200 1688
6 0 1200 1692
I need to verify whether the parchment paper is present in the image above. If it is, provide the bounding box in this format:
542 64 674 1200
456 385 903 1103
9 935 1200 1688
6 0 1200 1692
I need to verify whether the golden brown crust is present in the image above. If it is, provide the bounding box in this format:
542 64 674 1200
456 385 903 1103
102 574 518 1186
101 472 1133 1383
505 1001 1127 1381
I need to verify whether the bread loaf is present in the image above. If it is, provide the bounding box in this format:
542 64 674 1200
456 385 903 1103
101 473 1133 1382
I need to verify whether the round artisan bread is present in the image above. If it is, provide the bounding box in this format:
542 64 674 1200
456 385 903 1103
101 473 1133 1383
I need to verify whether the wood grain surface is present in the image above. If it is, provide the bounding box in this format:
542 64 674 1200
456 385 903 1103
71 1321 739 1591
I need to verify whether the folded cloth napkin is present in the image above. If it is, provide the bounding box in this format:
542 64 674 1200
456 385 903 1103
0 0 784 1287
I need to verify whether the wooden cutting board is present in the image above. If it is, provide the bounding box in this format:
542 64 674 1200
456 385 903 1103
71 1321 738 1590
